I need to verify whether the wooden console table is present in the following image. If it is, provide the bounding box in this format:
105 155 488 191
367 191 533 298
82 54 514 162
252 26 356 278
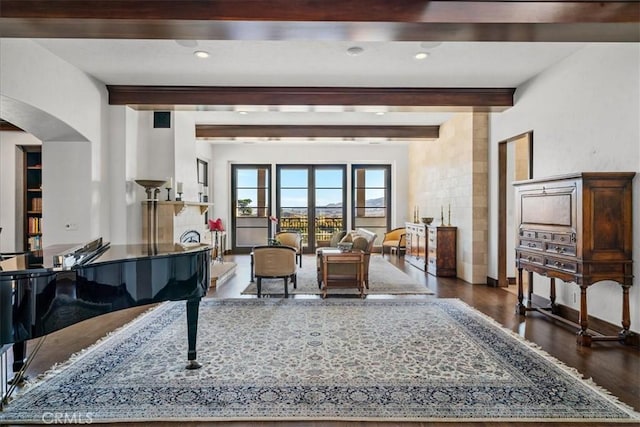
514 172 635 347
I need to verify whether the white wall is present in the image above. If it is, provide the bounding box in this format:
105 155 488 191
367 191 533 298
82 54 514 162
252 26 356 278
0 38 109 247
0 39 103 143
209 143 410 250
489 43 640 330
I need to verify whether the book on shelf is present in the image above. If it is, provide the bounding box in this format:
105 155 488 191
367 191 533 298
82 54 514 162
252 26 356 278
31 197 42 211
28 235 43 250
28 217 42 234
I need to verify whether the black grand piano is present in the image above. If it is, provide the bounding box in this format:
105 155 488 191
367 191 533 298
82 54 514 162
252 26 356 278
0 238 211 404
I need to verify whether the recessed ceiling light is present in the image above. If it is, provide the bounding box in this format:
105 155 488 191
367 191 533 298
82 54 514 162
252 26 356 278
375 112 385 116
346 46 364 56
193 50 210 58
414 52 429 60
238 110 248 115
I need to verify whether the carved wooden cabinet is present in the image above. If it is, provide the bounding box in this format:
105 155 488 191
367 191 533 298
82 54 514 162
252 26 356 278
427 226 457 277
405 223 457 277
405 222 427 271
513 172 634 346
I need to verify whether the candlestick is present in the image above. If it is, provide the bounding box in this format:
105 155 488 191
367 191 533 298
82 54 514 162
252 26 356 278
440 205 444 226
165 187 171 201
448 204 451 226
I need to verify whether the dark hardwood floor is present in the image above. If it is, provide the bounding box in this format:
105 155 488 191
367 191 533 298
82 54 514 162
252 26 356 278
9 253 640 426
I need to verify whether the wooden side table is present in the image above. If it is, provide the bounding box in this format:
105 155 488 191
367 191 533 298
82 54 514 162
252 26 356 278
319 249 365 298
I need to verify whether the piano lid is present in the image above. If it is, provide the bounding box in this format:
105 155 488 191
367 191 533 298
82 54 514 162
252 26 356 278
52 237 109 270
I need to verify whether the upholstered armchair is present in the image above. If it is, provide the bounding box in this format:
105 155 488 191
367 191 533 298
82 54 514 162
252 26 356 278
317 228 377 290
252 245 297 298
381 227 406 257
275 231 303 267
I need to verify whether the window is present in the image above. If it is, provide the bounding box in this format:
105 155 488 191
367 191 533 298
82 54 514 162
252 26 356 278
231 165 271 253
352 165 391 246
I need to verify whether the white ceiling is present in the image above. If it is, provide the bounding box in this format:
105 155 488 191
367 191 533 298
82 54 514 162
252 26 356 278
35 39 585 88
31 39 587 141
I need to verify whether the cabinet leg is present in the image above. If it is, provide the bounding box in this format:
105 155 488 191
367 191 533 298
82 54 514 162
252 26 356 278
549 278 559 314
621 284 631 335
576 285 592 347
618 285 637 345
576 331 593 347
516 267 526 315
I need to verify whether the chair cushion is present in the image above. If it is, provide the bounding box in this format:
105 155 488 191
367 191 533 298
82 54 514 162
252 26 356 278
352 236 369 252
329 230 347 247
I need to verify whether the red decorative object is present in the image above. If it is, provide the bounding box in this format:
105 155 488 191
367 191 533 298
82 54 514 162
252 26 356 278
208 218 224 232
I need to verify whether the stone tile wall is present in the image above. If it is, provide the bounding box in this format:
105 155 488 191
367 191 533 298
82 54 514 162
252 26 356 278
408 112 488 284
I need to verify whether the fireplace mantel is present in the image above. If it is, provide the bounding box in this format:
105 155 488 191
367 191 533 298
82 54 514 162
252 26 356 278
141 201 213 244
145 200 213 216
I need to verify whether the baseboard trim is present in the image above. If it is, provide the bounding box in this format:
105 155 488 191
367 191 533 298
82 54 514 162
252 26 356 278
486 276 499 287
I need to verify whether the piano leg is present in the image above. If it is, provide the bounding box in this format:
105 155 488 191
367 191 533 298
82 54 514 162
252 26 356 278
185 298 202 370
8 342 26 385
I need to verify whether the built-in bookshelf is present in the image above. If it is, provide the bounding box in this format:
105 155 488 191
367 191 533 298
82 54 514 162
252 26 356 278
22 146 43 265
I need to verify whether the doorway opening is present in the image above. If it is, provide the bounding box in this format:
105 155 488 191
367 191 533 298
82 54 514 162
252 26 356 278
497 131 533 288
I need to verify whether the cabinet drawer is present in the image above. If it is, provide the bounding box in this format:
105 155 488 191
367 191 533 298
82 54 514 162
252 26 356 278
521 230 536 239
545 243 576 256
518 252 544 265
545 257 577 273
537 231 552 241
519 239 543 251
552 233 573 244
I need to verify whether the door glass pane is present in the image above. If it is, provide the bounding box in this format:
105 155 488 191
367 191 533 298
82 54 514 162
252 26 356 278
280 189 308 207
315 168 344 246
280 169 308 187
316 169 343 187
232 165 270 251
279 168 310 245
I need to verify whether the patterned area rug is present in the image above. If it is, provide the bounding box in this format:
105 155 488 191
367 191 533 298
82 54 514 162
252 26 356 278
242 254 433 295
2 299 638 423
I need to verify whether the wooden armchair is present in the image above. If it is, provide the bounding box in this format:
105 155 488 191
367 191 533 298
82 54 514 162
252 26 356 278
252 245 297 298
275 231 303 267
381 227 406 257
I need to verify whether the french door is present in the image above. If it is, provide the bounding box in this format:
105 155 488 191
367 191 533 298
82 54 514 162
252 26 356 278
231 165 272 253
276 165 346 252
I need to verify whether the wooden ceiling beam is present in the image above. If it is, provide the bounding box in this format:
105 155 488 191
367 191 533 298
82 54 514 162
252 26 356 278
108 86 515 109
1 1 638 42
196 124 439 139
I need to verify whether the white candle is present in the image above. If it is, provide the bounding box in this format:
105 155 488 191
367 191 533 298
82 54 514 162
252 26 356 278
176 181 183 193
164 177 173 189
198 183 204 194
